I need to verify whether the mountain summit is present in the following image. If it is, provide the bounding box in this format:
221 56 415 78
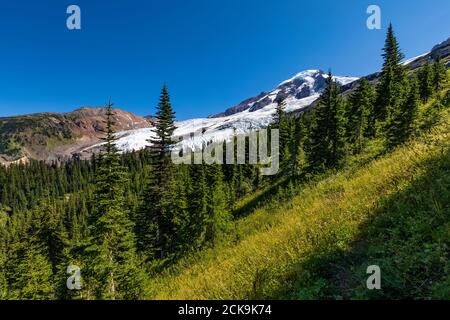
210 70 358 118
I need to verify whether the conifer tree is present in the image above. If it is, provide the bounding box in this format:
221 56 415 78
187 164 208 248
148 84 177 164
54 246 84 300
433 56 447 94
32 199 67 273
137 85 181 260
308 71 345 171
418 62 434 103
223 154 238 208
385 77 419 148
87 99 144 299
273 98 293 175
11 244 55 299
375 24 406 125
0 236 7 299
291 116 308 176
402 77 420 138
205 164 231 245
346 78 376 153
273 98 286 126
170 166 189 254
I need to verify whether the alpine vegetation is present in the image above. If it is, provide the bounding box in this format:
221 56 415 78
0 20 449 301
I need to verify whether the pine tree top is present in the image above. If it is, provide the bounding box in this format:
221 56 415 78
103 98 119 156
149 84 177 151
381 24 405 72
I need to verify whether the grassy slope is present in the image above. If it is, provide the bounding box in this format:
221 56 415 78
147 92 450 300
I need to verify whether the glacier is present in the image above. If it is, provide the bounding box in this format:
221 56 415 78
95 70 359 152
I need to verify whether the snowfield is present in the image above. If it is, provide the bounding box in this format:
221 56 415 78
114 93 321 152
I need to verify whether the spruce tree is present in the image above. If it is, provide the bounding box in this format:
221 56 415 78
149 84 177 163
273 98 286 126
346 78 376 153
418 62 434 103
32 199 67 273
433 56 447 94
137 85 181 261
402 77 420 139
385 76 419 148
375 24 406 125
0 234 7 299
223 153 238 208
291 116 308 176
187 164 208 248
205 164 231 245
170 166 189 255
308 71 345 171
11 244 55 299
87 99 144 299
273 98 293 175
54 246 85 300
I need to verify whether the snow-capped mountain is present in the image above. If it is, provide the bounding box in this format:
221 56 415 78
211 70 358 118
110 70 359 152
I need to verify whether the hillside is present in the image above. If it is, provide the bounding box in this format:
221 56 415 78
146 90 450 299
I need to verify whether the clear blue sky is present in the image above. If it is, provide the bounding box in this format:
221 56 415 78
0 0 449 119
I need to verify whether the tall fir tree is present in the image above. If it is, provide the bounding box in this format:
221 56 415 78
345 78 376 153
137 85 182 261
273 98 293 175
223 152 238 208
32 198 67 273
385 76 419 149
187 164 208 249
418 62 434 103
291 116 308 176
148 84 177 164
308 71 345 171
87 99 144 299
0 229 8 299
170 165 189 255
11 244 55 299
205 164 231 245
375 24 406 125
273 98 286 126
433 56 447 94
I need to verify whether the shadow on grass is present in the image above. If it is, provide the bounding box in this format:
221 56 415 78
258 146 450 300
233 177 295 218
